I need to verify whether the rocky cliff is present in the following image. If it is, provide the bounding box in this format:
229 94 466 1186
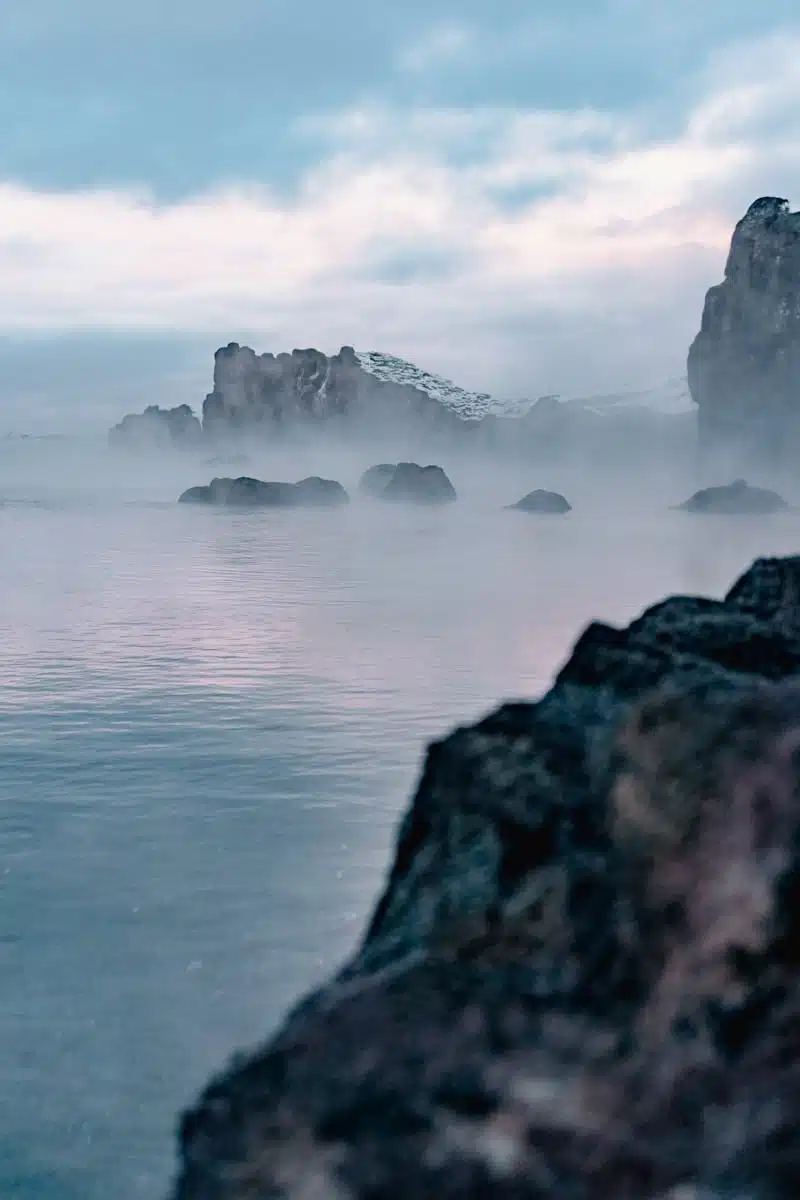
688 196 800 467
201 344 485 442
171 554 800 1200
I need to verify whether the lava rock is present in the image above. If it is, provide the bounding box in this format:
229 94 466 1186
379 462 457 505
507 489 572 513
171 555 800 1199
675 479 788 514
178 475 349 507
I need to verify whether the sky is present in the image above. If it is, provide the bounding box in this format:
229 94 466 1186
2 0 800 431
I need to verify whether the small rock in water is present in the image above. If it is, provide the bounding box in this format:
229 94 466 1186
178 475 349 507
675 478 788 514
507 488 571 513
379 462 457 505
358 464 398 497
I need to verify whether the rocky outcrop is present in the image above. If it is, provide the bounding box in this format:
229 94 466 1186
688 196 800 466
202 345 479 442
108 404 202 449
379 463 457 505
675 479 789 515
172 555 800 1200
178 475 348 507
507 488 572 513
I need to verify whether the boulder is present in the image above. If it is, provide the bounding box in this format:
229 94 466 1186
358 463 398 497
688 196 800 467
675 478 788 514
379 462 457 505
171 555 800 1199
507 488 572 513
178 475 348 507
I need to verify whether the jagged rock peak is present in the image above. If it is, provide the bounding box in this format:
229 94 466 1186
688 195 800 467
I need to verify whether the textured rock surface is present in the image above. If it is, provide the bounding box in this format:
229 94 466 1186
202 345 477 442
688 196 800 466
508 489 572 514
171 555 800 1199
109 404 202 449
172 556 800 1195
178 475 348 507
380 463 457 505
675 480 788 515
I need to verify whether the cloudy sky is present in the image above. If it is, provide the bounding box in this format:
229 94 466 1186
2 0 800 430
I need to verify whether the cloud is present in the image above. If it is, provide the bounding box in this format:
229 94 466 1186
396 23 475 73
1 28 800 414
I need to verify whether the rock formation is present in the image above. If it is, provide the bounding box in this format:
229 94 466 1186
688 196 800 466
178 475 349 507
675 479 789 515
507 488 572 513
358 464 398 497
201 345 481 442
379 462 457 505
108 404 202 449
171 555 800 1200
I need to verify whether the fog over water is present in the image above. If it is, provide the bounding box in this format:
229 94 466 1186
2 433 799 1199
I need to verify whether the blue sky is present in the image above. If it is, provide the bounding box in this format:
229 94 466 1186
2 0 800 429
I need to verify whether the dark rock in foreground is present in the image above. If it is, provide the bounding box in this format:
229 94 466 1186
172 555 800 1199
109 404 202 450
688 196 800 467
676 478 788 514
358 463 398 497
507 488 572 513
378 462 457 505
178 475 349 508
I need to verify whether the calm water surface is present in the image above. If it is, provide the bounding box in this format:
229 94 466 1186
2 441 799 1198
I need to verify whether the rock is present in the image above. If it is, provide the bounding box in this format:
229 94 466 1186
688 196 800 467
507 489 572 513
358 464 398 497
108 404 202 449
171 555 800 1199
675 478 788 514
379 462 457 505
202 345 479 442
178 475 349 507
292 476 350 507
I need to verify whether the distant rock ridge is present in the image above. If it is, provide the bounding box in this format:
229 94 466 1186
108 340 693 455
688 195 800 466
108 403 201 449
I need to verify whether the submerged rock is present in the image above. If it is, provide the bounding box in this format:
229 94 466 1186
357 463 398 497
178 475 349 507
507 488 572 513
675 478 788 514
379 462 457 505
172 555 800 1199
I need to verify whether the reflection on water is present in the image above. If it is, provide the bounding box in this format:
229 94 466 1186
2 449 799 1199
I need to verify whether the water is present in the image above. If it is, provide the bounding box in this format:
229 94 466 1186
2 439 799 1199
